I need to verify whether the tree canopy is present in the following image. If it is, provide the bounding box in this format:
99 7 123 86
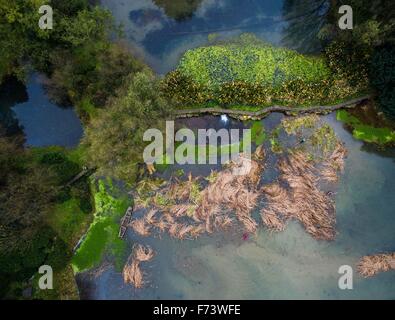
83 70 173 184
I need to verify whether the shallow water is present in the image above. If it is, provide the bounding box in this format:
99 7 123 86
102 0 322 74
77 113 395 300
0 74 83 148
75 1 395 299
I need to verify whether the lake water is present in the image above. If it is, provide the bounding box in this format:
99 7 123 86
1 0 392 299
0 74 83 148
71 0 395 300
76 113 395 300
101 0 324 74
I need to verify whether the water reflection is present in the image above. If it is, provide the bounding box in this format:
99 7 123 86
0 74 84 148
281 0 330 53
102 0 331 73
153 0 204 21
102 0 287 73
0 76 28 136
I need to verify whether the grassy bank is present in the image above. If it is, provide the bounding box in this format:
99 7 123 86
0 143 94 299
72 179 129 273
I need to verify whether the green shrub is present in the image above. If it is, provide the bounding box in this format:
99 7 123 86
163 35 368 108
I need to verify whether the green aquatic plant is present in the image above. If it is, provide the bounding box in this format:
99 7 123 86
162 34 368 108
269 126 283 154
281 115 318 135
72 180 129 273
205 170 218 184
336 110 395 145
251 121 267 145
189 180 202 205
309 124 338 157
270 138 283 154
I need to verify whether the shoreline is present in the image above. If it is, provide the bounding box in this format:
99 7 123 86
174 95 372 120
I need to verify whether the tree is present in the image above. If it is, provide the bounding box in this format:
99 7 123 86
370 44 395 119
153 0 203 21
83 70 173 184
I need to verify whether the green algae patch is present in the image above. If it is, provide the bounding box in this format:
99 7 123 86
72 180 129 273
251 121 266 145
336 110 395 145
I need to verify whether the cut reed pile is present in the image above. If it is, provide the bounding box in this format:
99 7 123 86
357 253 395 278
261 150 338 240
130 151 265 240
123 244 155 288
321 142 347 183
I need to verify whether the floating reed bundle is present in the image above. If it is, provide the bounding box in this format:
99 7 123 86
123 244 155 288
123 260 143 288
321 142 347 183
131 152 265 240
134 244 154 262
357 253 395 278
130 218 151 237
261 151 337 240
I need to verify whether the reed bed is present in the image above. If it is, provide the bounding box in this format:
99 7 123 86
130 124 346 243
130 152 265 240
321 142 347 183
123 244 155 288
134 244 154 262
123 260 143 288
260 151 338 240
130 218 151 237
357 253 395 278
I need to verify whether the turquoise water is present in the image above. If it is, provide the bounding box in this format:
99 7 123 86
76 113 395 299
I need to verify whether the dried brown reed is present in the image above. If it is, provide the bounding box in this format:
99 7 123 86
189 225 206 238
321 142 347 183
169 222 182 238
357 253 395 278
123 260 144 288
130 218 151 237
134 244 154 262
260 151 337 240
260 209 286 232
145 209 158 225
123 244 155 288
177 224 195 239
154 218 168 233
